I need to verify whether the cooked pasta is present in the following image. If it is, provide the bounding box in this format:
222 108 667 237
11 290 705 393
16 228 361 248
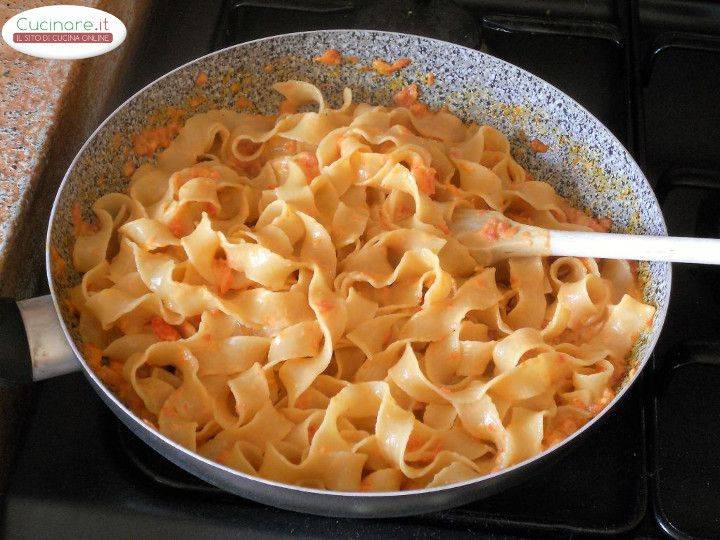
69 81 654 492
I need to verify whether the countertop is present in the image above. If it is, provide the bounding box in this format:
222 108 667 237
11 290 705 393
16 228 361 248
0 0 149 298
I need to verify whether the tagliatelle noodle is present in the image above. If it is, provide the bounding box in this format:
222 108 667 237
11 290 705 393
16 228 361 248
69 80 655 492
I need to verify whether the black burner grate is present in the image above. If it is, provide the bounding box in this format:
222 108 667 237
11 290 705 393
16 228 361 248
652 343 720 539
223 0 480 49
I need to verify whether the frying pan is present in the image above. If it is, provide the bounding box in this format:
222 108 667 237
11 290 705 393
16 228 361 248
0 30 670 518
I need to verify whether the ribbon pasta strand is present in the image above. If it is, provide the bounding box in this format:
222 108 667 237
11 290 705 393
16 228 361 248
70 81 655 492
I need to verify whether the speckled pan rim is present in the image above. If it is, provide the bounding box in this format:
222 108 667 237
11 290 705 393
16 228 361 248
45 29 671 501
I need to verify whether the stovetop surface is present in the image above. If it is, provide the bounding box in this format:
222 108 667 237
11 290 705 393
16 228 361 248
4 1 720 538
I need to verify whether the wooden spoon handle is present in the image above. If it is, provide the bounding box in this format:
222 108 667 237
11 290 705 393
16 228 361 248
549 230 720 264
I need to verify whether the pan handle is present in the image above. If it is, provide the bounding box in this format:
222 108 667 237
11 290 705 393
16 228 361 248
0 295 80 386
0 298 32 386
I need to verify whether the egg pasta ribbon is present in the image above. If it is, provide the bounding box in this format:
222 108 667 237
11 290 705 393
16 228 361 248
70 81 655 492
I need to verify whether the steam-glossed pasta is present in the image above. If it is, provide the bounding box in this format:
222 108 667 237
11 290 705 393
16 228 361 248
69 81 654 492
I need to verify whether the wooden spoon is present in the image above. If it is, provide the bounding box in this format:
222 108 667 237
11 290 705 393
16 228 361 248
450 208 718 265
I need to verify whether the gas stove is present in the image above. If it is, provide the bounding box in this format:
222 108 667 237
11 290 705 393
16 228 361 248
3 1 720 537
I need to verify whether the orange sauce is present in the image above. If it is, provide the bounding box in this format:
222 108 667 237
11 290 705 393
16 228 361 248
530 138 549 153
150 317 181 341
195 71 208 86
313 49 342 66
371 57 411 76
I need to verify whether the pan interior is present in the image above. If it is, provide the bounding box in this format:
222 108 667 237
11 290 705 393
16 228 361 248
47 30 670 495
